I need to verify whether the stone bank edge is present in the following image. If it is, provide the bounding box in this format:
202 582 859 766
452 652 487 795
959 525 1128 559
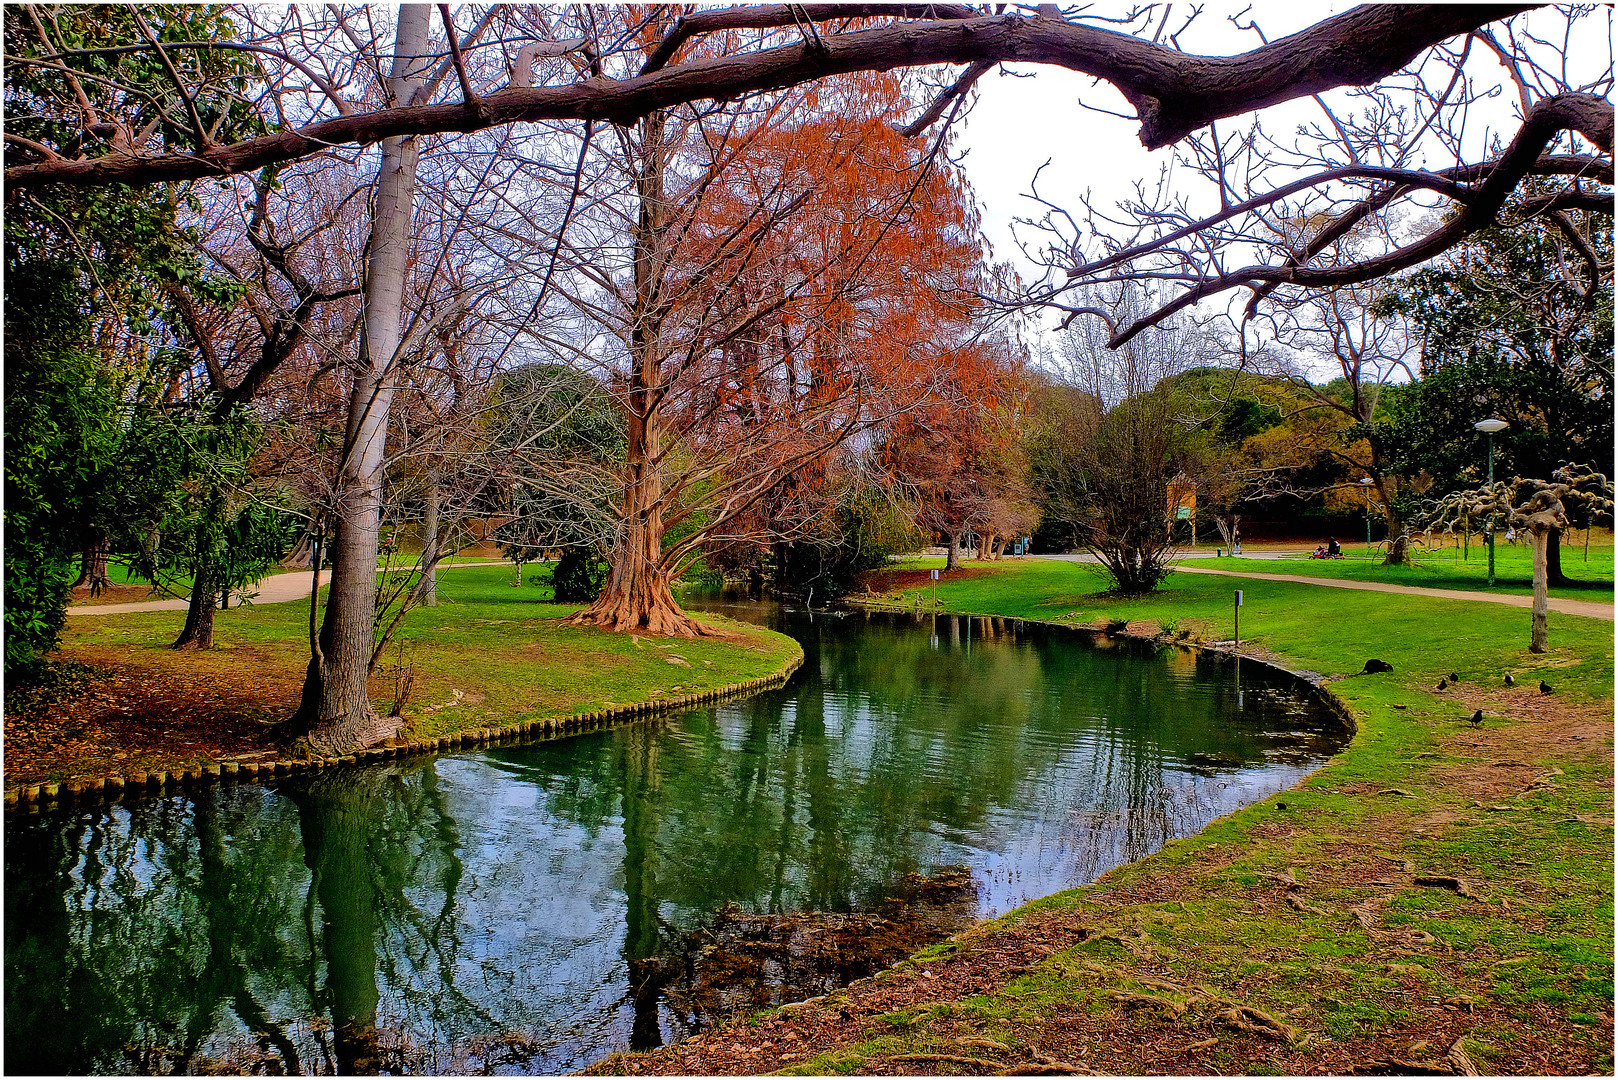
5 644 806 812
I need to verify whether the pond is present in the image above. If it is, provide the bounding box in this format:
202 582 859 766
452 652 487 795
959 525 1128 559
5 601 1347 1075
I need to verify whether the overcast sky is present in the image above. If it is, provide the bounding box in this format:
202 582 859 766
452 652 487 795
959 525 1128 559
950 3 1610 372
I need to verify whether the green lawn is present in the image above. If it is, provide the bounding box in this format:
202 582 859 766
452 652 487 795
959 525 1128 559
876 556 1612 698
63 562 802 740
1235 537 1614 601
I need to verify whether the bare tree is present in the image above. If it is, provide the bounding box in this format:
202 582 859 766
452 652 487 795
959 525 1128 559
1033 285 1216 593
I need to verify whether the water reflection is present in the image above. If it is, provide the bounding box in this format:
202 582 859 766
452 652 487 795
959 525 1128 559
5 605 1344 1074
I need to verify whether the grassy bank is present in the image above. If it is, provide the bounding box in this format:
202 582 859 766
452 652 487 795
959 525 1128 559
613 557 1614 1076
9 563 801 790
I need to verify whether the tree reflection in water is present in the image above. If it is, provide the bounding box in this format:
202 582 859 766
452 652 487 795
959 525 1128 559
5 606 1344 1074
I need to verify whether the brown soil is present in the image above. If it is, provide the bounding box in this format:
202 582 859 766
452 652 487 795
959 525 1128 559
589 689 1613 1077
4 643 330 785
858 565 1000 594
66 581 171 606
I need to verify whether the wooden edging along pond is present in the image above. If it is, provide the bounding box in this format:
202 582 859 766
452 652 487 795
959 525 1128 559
4 646 805 814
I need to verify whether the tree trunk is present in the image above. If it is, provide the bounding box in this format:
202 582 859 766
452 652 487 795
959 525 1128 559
414 467 439 608
72 531 110 594
172 579 217 650
293 6 431 754
1545 526 1572 586
1529 525 1550 653
1376 478 1411 566
281 527 316 568
572 107 708 639
978 531 996 561
173 532 220 650
945 531 961 571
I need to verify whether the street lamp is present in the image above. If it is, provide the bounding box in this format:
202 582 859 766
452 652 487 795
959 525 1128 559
1474 418 1509 586
1359 477 1375 557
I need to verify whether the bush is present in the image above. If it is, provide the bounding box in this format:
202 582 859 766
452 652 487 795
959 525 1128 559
552 547 609 602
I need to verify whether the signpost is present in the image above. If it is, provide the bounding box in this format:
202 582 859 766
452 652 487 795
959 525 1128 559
1234 589 1243 649
931 568 939 606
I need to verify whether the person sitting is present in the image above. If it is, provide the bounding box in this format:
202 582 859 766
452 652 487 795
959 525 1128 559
1310 545 1327 559
1326 537 1342 557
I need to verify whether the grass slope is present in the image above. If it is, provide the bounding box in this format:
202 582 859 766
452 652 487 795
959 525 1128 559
16 563 799 787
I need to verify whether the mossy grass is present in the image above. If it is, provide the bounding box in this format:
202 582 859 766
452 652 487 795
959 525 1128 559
703 556 1614 1076
50 562 801 749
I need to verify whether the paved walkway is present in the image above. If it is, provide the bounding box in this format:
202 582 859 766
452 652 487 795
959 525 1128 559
1034 554 1615 621
68 563 498 616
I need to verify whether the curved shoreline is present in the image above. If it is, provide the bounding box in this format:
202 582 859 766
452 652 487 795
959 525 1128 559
4 644 805 812
846 595 1362 733
596 581 1612 1074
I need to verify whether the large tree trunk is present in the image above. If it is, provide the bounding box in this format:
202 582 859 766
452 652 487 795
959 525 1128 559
72 530 110 594
1529 525 1550 653
573 108 708 639
414 467 439 608
173 532 220 650
945 531 961 571
293 6 430 754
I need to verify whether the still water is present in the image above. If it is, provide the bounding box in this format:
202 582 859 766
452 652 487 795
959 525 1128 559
5 602 1345 1074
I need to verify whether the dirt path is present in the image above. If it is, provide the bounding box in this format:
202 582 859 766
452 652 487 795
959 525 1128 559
1170 564 1615 620
67 563 496 616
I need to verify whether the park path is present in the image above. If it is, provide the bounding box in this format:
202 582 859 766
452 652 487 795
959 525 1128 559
1034 553 1614 621
67 563 495 616
1035 553 1618 621
1170 564 1615 620
74 557 1616 622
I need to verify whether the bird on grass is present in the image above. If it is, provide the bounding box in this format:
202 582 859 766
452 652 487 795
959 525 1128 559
1504 673 1515 687
1436 678 1448 690
1450 671 1461 683
1540 680 1554 694
1468 709 1483 727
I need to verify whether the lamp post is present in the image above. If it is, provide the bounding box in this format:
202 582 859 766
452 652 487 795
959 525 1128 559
1474 418 1509 587
1359 477 1375 557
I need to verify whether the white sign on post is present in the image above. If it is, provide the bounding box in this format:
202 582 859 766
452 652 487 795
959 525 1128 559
931 570 939 580
1235 590 1243 606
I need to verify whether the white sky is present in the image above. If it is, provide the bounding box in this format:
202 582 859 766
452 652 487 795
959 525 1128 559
951 3 1610 369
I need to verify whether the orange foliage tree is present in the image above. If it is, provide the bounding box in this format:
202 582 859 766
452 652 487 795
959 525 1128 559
878 336 1031 572
546 38 1001 635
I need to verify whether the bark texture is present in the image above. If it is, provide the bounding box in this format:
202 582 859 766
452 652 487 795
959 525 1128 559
294 7 432 753
72 531 110 594
1529 526 1551 653
414 468 440 608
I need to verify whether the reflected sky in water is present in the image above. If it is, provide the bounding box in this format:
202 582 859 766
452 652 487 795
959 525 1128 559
6 604 1344 1074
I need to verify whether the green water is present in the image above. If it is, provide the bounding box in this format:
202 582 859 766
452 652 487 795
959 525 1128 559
5 604 1344 1074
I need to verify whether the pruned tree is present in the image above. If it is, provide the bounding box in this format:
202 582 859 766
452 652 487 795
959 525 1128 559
1378 194 1614 582
1423 464 1612 652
